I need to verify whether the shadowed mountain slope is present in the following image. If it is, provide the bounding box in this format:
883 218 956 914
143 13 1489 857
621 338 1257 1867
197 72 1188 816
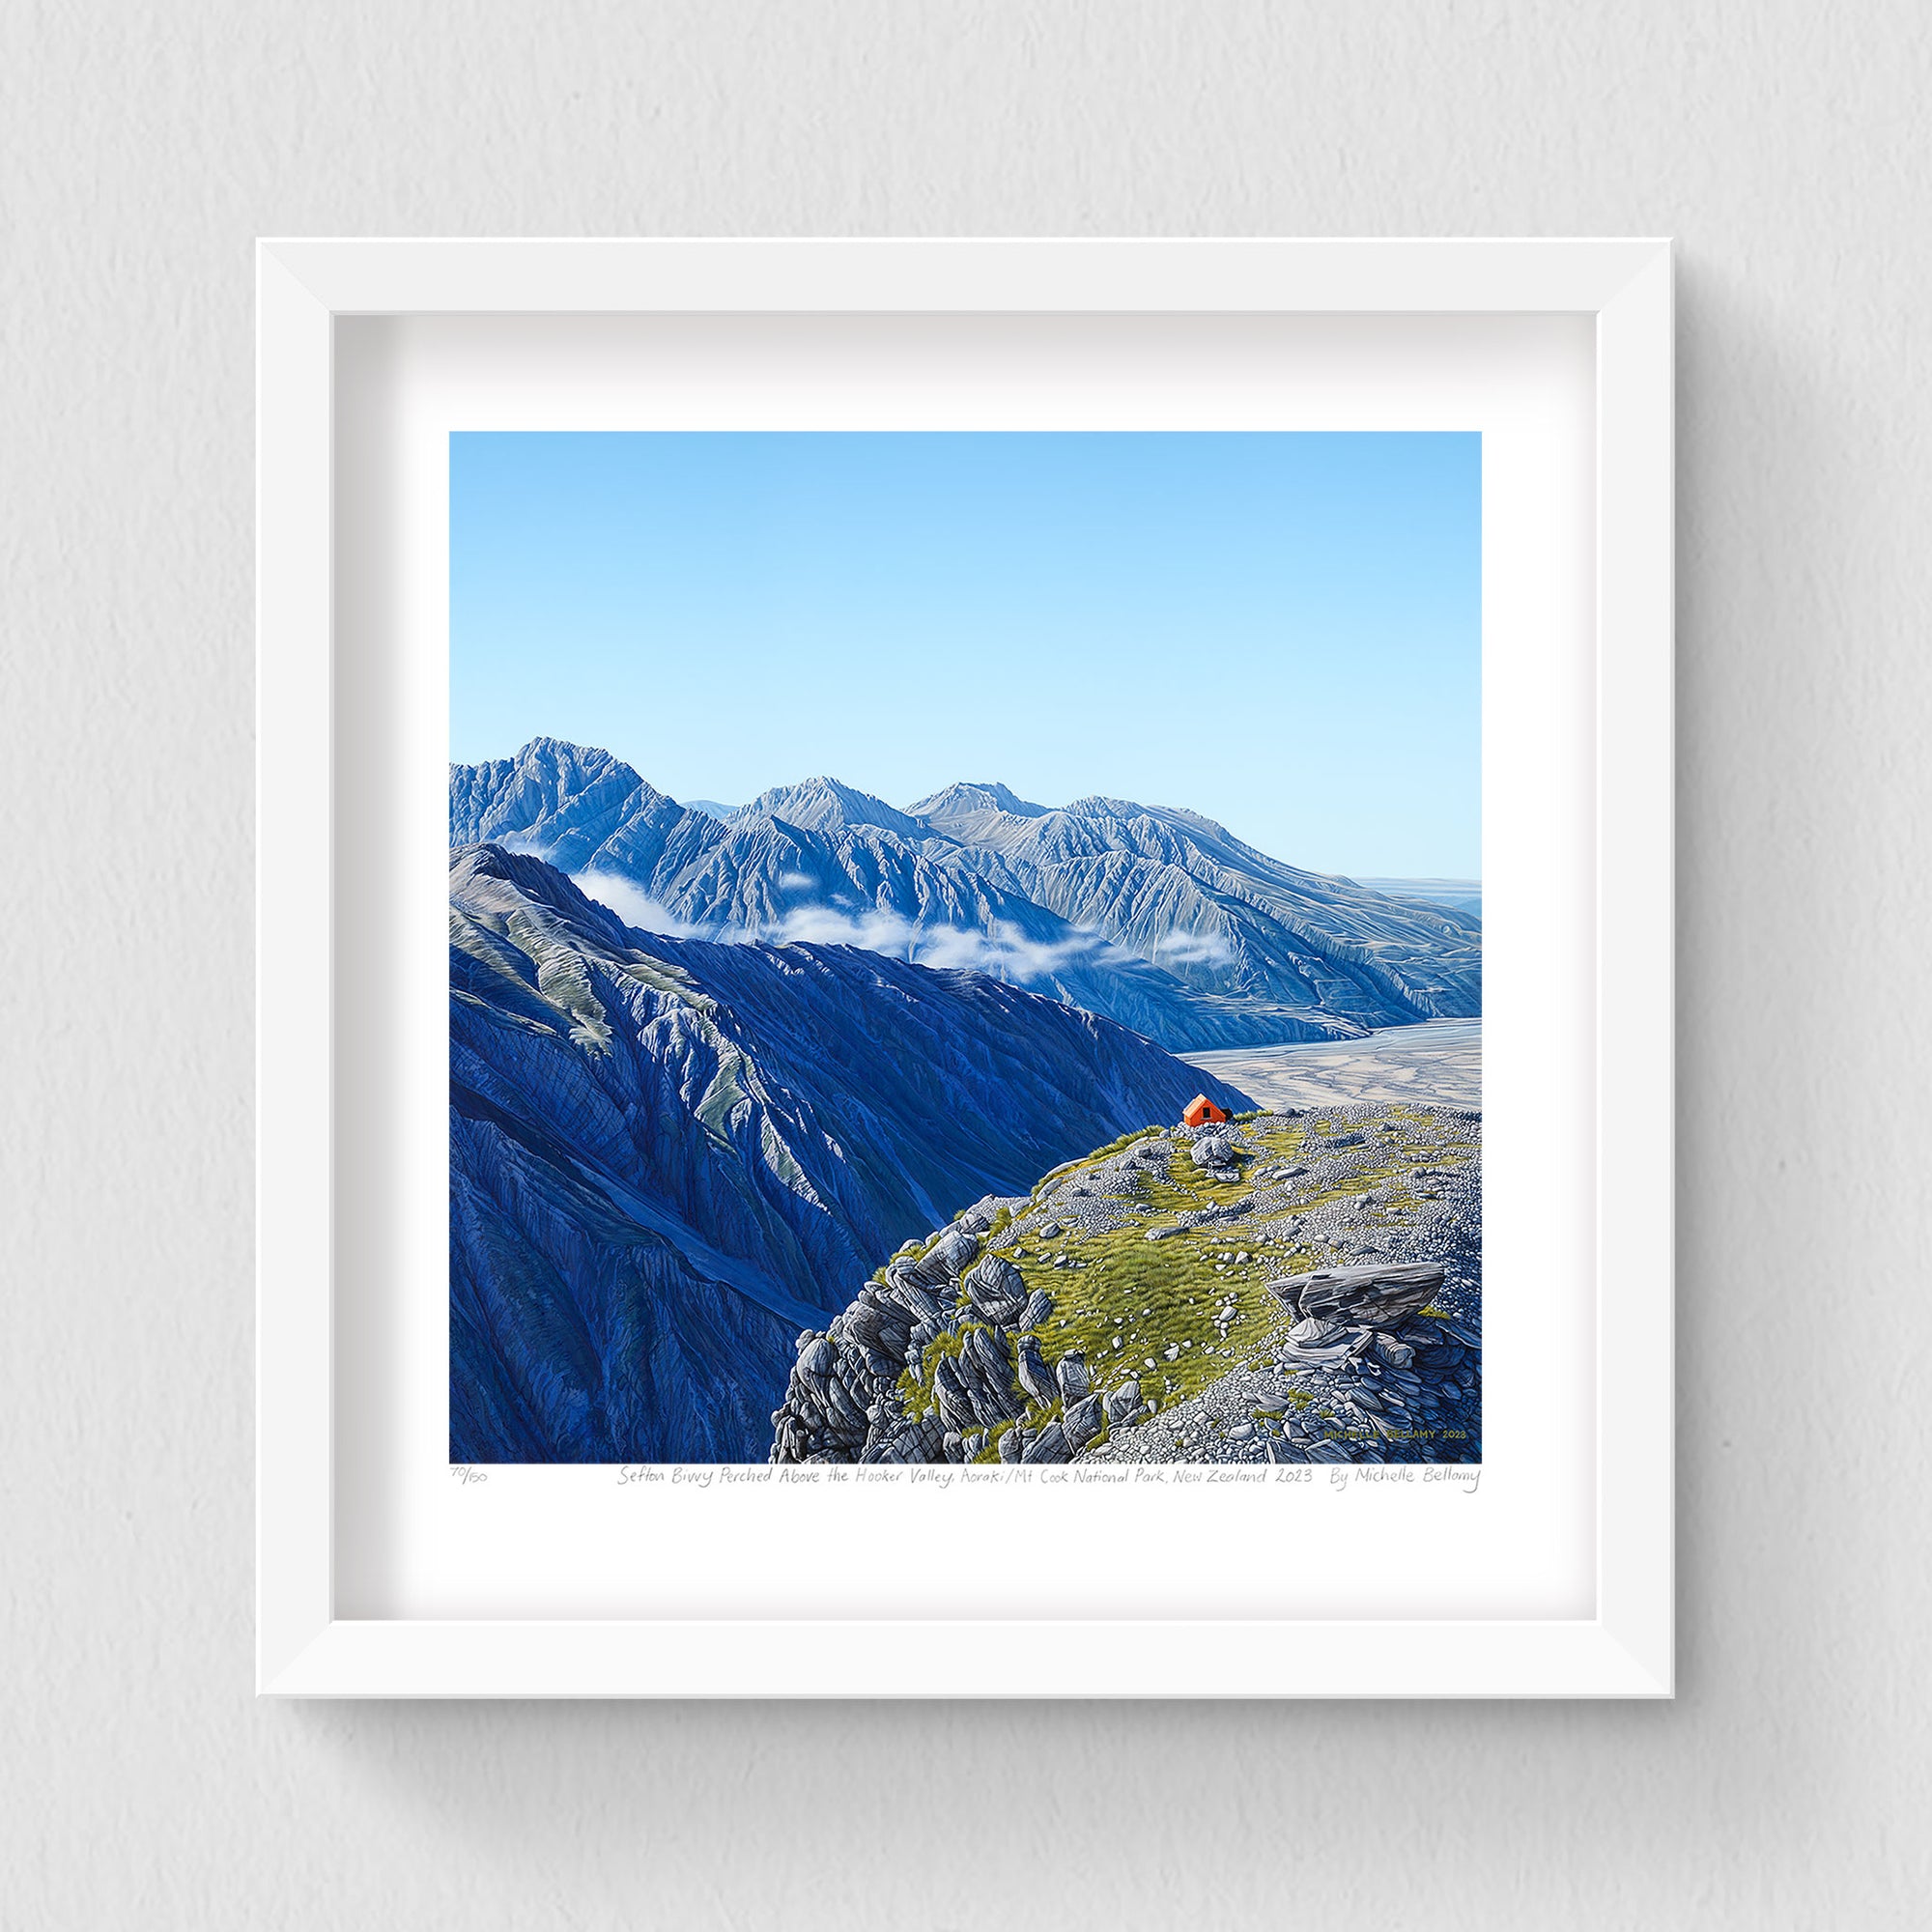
449 842 1249 1462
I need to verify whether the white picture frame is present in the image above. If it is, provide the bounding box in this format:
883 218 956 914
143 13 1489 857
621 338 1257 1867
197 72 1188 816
257 237 1672 1698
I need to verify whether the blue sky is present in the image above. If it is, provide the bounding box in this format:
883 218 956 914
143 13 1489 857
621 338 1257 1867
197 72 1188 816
450 431 1480 877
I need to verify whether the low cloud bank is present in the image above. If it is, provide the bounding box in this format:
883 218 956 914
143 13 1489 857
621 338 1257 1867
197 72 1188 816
1153 931 1236 965
572 870 1199 983
769 902 1109 979
572 873 713 941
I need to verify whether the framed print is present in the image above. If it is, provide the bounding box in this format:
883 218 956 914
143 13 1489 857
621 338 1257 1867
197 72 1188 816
257 238 1673 1696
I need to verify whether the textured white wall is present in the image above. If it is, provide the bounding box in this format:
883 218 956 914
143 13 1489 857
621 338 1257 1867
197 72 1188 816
5 4 1929 1926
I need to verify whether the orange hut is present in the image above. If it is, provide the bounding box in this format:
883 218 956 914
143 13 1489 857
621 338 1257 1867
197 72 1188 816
1181 1094 1229 1127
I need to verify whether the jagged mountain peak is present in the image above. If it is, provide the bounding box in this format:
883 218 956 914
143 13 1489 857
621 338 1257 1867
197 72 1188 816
450 741 1482 1048
910 780 1051 824
517 732 621 764
507 735 645 792
1061 792 1194 827
452 734 639 794
731 776 926 841
448 741 709 886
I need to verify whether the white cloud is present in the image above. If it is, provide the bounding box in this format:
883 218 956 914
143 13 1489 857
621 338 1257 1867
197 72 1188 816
572 872 715 941
1153 931 1236 965
764 903 1125 981
575 869 1187 985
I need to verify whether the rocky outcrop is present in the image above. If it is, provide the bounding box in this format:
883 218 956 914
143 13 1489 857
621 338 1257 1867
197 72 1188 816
1270 1262 1446 1331
769 1196 1155 1464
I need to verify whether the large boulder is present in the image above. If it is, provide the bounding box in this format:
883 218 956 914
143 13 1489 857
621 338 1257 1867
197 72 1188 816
1268 1262 1445 1330
964 1253 1028 1323
1015 1334 1058 1406
1062 1393 1106 1453
965 1323 1013 1389
915 1224 981 1285
1192 1133 1239 1172
796 1334 836 1397
931 1355 977 1432
844 1293 911 1364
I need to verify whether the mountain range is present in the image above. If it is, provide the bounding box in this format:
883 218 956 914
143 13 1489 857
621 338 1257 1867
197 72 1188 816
449 842 1249 1463
450 738 1482 1053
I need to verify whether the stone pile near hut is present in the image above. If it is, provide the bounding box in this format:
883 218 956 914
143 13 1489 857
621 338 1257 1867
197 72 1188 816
1264 1263 1480 1451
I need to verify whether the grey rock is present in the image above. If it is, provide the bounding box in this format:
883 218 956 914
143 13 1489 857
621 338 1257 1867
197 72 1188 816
1019 1287 1056 1331
1056 1352 1092 1403
798 1335 836 1394
1269 1262 1446 1329
998 1426 1025 1463
1287 1316 1345 1348
844 1298 903 1360
931 1356 976 1431
1191 1134 1239 1171
1104 1378 1143 1427
964 1253 1028 1321
965 1323 1011 1389
952 1351 1021 1428
1020 1420 1070 1464
826 1370 869 1427
1063 1393 1106 1452
923 1224 981 1283
891 1282 946 1328
1016 1335 1058 1405
1277 1328 1363 1369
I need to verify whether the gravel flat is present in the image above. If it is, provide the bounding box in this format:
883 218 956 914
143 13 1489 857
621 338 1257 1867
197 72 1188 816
1182 1017 1481 1112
